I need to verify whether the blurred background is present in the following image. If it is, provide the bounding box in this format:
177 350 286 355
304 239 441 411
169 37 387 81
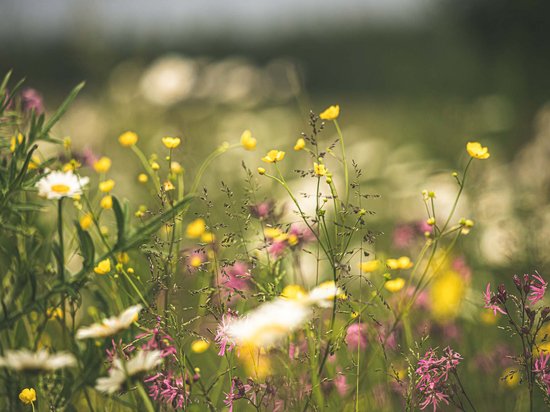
2 0 550 271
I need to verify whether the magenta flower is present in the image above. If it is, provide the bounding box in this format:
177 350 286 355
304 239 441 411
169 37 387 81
345 323 368 351
534 353 550 394
415 347 462 411
218 262 251 304
21 88 44 114
529 273 548 305
215 311 237 356
334 371 349 397
483 283 506 315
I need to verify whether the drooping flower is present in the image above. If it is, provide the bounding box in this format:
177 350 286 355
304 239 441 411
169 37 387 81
162 136 181 149
18 388 36 405
261 149 285 163
319 105 340 120
96 350 163 394
466 141 490 159
240 130 257 151
529 273 548 305
76 305 142 339
118 131 139 147
345 323 368 351
36 170 89 200
0 349 76 371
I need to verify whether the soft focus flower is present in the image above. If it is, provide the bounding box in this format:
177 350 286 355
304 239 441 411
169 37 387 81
345 323 368 351
529 273 547 305
534 354 550 393
281 284 307 301
36 170 89 200
313 162 327 176
334 371 349 397
162 136 181 149
93 156 112 173
466 141 490 159
294 138 306 151
385 278 405 293
429 270 466 321
319 105 340 120
163 181 175 191
18 388 36 405
483 283 506 315
218 262 251 301
188 252 204 268
307 281 345 307
138 173 148 183
215 311 238 356
386 256 413 270
118 131 139 147
100 195 113 209
99 179 115 193
96 350 163 394
21 88 44 113
186 218 206 238
170 161 183 174
257 167 266 175
0 349 76 371
191 339 210 354
261 149 285 163
80 213 93 230
76 304 142 339
10 133 23 152
240 130 257 150
360 260 380 273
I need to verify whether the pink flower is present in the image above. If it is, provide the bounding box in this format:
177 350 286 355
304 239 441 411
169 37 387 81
483 283 506 315
529 273 547 305
345 323 368 351
268 240 287 257
218 262 251 304
334 371 349 397
534 353 550 394
215 311 237 356
21 88 44 114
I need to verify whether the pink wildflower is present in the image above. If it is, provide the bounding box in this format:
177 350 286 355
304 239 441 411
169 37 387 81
529 273 548 305
345 323 368 351
334 371 349 397
534 353 550 394
483 283 506 315
215 311 237 356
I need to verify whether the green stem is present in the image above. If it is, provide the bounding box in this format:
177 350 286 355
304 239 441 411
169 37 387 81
333 120 349 206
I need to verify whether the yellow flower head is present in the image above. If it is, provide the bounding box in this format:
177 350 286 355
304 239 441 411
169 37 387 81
163 181 175 191
100 195 113 209
150 161 160 171
19 388 36 405
189 255 203 268
99 179 115 193
261 149 285 163
186 218 206 238
10 133 24 152
429 270 465 321
281 284 307 301
314 162 327 176
386 256 413 270
62 160 81 172
201 232 215 243
384 278 405 293
191 339 210 354
294 138 306 151
257 167 266 175
117 252 130 264
466 141 490 159
94 259 111 275
93 157 112 173
240 130 257 151
170 161 183 174
162 136 181 149
138 173 148 183
79 213 93 230
46 307 63 319
319 105 340 121
360 260 380 273
28 155 41 170
118 131 138 147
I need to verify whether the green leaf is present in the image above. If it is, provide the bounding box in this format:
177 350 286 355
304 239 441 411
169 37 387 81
112 196 126 249
75 223 95 269
38 81 85 140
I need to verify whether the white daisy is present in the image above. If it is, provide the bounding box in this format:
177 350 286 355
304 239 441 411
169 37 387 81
95 350 163 394
306 281 344 308
76 305 142 340
36 170 89 199
0 349 76 371
225 298 312 348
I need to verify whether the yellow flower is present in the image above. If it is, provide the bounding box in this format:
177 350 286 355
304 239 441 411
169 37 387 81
257 167 266 175
163 181 175 191
319 105 340 121
201 232 215 243
117 252 129 264
10 133 24 152
386 256 413 270
46 307 63 319
93 156 112 173
28 155 41 170
150 161 160 171
137 173 148 183
261 149 285 163
288 233 299 246
429 270 465 321
264 227 284 240
191 339 210 354
466 141 490 159
360 260 380 273
313 162 327 176
281 284 307 301
94 259 111 275
186 218 206 238
162 136 181 149
19 388 36 405
384 278 405 293
62 160 81 172
100 195 113 209
99 179 115 193
240 130 257 151
79 213 93 230
170 161 183 174
118 131 138 147
294 138 306 151
189 255 203 268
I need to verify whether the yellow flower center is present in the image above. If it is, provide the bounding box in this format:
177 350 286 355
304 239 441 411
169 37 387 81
51 184 70 194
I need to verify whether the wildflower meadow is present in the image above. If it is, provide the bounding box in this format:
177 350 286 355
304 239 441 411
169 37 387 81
0 68 548 412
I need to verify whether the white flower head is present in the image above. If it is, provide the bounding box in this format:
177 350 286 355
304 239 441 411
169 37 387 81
76 304 142 340
36 170 89 199
307 281 345 308
96 350 163 394
0 349 76 372
225 298 312 349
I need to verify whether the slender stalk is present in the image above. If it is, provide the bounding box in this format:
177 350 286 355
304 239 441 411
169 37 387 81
333 120 349 205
